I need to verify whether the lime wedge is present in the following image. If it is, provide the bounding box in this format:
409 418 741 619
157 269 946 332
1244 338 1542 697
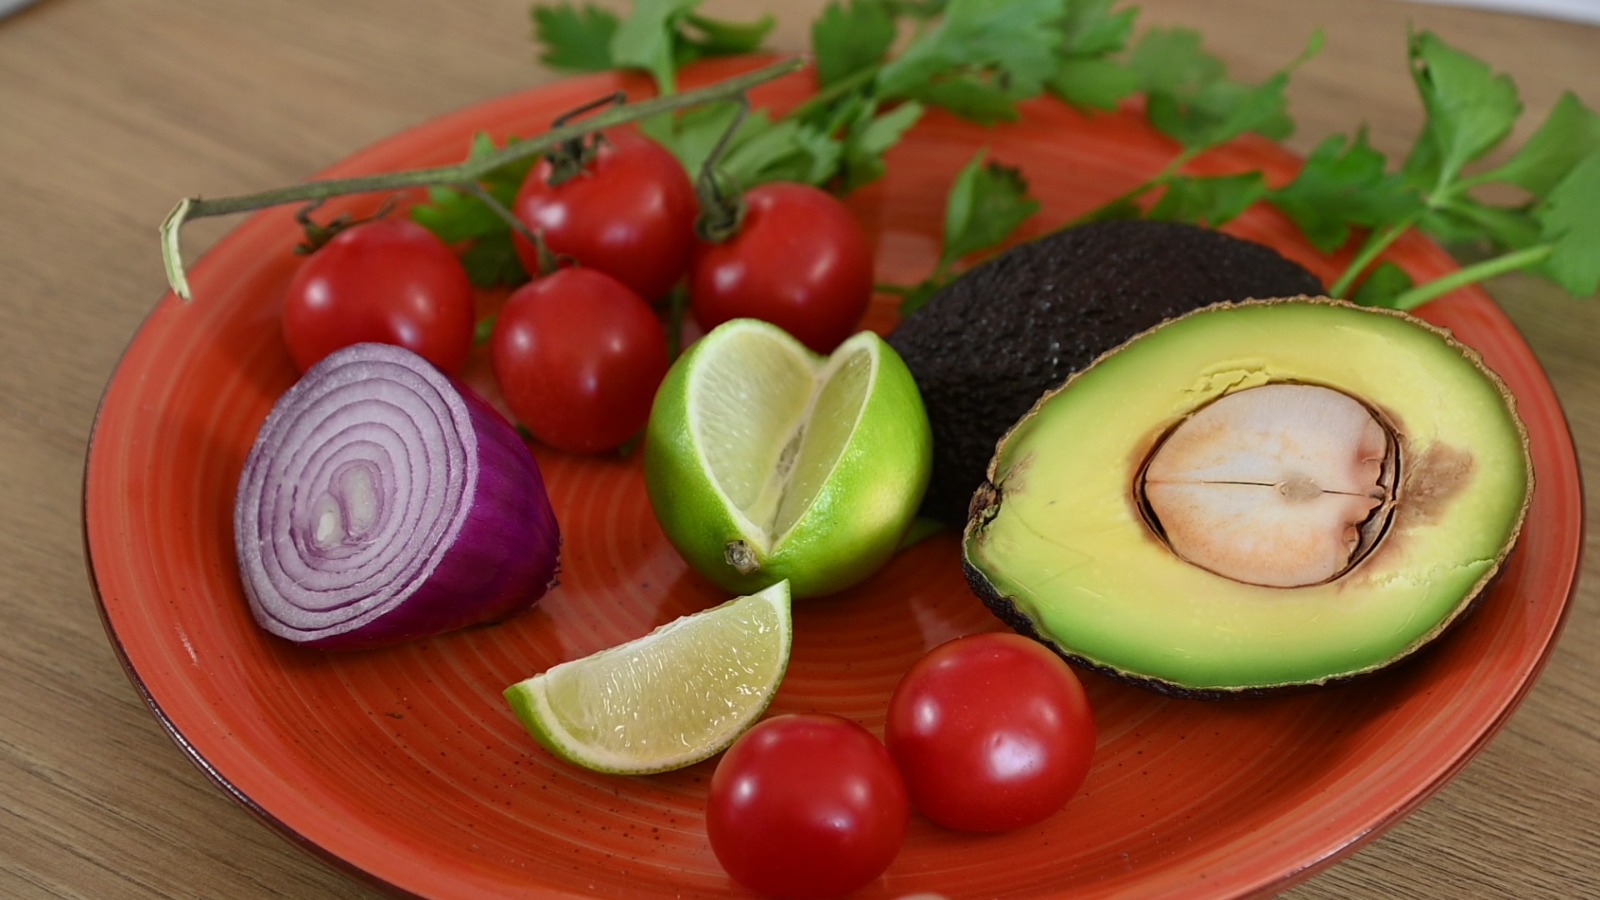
504 580 792 775
645 319 932 598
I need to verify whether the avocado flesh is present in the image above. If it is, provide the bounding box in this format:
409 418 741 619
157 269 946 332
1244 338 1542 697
964 298 1532 695
888 220 1325 527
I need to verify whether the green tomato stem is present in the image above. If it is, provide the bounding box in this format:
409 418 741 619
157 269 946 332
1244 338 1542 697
159 56 806 301
1389 243 1555 311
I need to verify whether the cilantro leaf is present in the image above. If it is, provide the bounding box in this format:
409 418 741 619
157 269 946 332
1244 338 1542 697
1535 151 1600 297
1477 91 1600 197
812 0 898 88
1420 198 1541 250
1048 57 1140 112
838 99 925 191
409 133 537 288
1059 0 1136 57
610 0 698 93
1270 132 1421 251
896 149 1040 315
531 3 619 72
1047 0 1140 110
1124 28 1224 97
680 11 775 56
941 151 1040 264
877 0 1066 118
1148 172 1267 227
1401 29 1521 194
1131 28 1316 150
1351 261 1415 309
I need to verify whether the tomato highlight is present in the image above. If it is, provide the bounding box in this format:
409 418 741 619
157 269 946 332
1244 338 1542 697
690 182 874 354
490 267 670 454
885 632 1096 832
281 218 476 375
707 714 908 899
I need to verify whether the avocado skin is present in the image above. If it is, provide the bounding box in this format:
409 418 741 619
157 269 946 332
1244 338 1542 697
887 220 1324 527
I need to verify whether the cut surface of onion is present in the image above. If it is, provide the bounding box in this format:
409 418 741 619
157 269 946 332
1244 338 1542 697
234 342 560 649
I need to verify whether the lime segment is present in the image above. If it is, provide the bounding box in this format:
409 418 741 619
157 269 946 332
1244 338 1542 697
504 580 792 775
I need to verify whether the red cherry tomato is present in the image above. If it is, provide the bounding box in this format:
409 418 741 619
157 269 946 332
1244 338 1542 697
689 182 874 355
511 129 697 302
490 267 669 454
885 632 1096 832
707 714 908 899
281 218 475 374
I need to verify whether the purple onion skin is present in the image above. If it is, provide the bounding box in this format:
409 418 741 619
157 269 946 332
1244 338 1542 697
235 343 561 651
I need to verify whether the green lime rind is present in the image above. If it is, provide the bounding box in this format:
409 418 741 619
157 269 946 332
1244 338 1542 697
503 580 793 775
644 319 932 599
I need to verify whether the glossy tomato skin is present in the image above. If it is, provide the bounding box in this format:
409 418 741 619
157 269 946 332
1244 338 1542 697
490 267 669 454
512 129 697 302
886 632 1096 832
689 182 874 355
281 218 475 374
707 714 909 899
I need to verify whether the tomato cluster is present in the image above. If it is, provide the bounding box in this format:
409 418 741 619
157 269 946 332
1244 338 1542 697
707 633 1096 898
279 129 873 454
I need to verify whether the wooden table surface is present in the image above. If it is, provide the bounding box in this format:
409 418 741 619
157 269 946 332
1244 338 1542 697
3 0 1595 897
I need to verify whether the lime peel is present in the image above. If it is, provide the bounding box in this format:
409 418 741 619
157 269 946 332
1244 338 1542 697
646 319 933 598
503 580 792 775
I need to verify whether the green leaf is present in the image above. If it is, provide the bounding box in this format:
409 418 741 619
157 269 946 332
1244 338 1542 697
910 74 1032 124
1350 261 1415 308
1270 132 1421 252
839 100 925 191
812 0 898 88
897 279 943 317
1477 91 1600 197
610 0 700 93
531 3 619 72
1421 197 1541 250
877 0 1067 111
1401 30 1522 193
1535 151 1600 297
458 233 529 288
1125 28 1224 97
1058 0 1136 57
941 151 1040 263
1147 172 1268 227
1129 28 1316 149
408 133 538 288
1048 57 1140 112
681 11 775 56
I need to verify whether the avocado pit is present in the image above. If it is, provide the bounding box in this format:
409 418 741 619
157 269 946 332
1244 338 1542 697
1137 383 1400 588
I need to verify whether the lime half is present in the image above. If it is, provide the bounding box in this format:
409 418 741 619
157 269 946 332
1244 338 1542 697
504 580 792 775
645 319 932 598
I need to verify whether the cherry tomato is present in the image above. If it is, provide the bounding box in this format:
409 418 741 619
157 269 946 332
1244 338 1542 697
490 267 669 454
885 632 1096 833
707 714 908 899
689 182 874 355
281 218 475 374
512 129 697 302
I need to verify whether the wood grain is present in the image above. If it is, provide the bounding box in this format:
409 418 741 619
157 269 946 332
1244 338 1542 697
1 0 1594 897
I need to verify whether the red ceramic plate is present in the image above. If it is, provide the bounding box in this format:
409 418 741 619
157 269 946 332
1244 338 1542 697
85 59 1581 898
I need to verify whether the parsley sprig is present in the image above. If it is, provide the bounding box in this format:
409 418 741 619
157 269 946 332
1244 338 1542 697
420 0 1599 311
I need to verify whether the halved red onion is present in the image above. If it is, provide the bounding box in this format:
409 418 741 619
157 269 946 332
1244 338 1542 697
234 342 560 650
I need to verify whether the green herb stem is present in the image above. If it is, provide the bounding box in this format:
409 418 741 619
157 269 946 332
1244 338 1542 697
1327 218 1415 299
784 65 881 122
1389 243 1555 311
159 56 806 301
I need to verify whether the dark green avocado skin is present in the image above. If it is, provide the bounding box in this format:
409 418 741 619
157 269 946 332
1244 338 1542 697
887 220 1325 527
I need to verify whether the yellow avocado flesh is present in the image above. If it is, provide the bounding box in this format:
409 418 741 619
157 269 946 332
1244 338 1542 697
965 300 1531 693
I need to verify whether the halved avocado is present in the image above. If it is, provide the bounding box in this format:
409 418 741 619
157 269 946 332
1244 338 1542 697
963 298 1532 697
